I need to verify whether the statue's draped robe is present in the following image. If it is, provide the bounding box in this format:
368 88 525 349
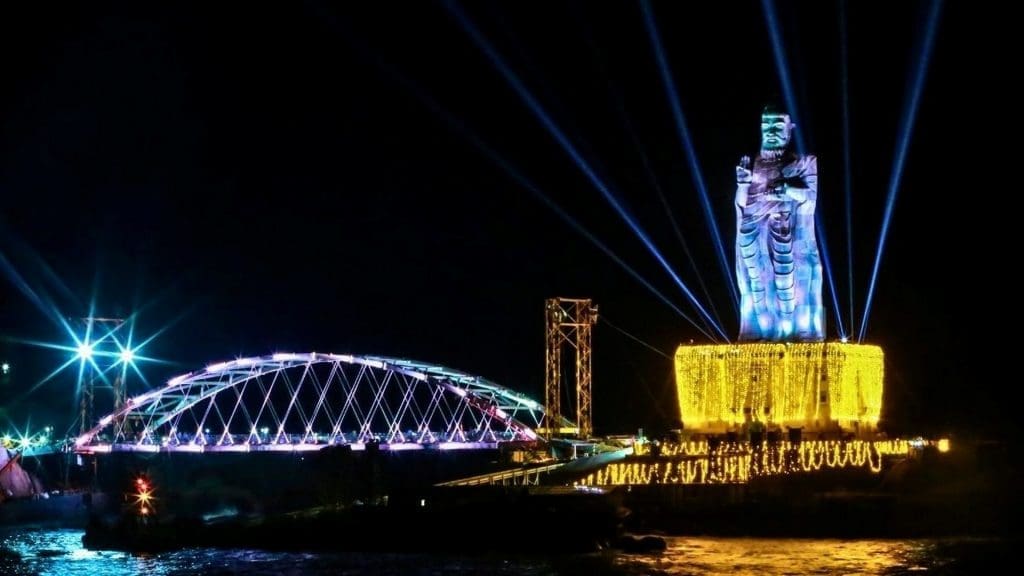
736 152 823 341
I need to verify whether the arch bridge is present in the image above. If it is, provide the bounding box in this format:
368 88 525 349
75 353 568 454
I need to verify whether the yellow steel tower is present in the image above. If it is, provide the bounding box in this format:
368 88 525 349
544 298 598 440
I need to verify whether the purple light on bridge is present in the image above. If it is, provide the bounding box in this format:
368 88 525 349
386 443 423 451
205 361 231 373
166 374 189 387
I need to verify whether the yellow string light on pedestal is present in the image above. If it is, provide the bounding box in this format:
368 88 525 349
674 342 884 432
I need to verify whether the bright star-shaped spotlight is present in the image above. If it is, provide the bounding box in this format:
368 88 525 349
76 343 94 360
119 348 135 364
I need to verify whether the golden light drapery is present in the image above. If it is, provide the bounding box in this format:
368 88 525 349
674 342 883 432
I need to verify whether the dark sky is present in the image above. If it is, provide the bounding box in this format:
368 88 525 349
0 1 1010 439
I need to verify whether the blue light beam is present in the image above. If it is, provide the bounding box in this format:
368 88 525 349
860 0 943 341
839 0 856 339
637 134 726 335
445 0 727 341
639 0 739 316
404 75 718 341
0 250 66 330
579 17 726 333
760 0 805 154
520 171 718 342
816 214 847 339
760 0 846 339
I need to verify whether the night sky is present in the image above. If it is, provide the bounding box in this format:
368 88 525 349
0 1 1010 439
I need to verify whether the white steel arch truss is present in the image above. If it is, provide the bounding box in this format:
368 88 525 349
75 353 571 454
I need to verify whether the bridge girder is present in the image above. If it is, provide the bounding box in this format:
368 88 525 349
75 353 572 454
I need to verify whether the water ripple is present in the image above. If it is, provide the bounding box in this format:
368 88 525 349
0 529 1011 575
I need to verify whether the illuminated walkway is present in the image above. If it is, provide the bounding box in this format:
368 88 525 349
576 439 919 486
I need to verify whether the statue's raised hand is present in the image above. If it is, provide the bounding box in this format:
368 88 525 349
736 156 753 184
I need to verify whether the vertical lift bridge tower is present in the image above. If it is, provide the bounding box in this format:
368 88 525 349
543 298 598 440
75 316 126 437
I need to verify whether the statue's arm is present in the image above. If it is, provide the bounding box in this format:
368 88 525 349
736 182 752 207
783 155 817 204
736 155 753 207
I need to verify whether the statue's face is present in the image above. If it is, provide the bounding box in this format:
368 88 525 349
760 113 792 150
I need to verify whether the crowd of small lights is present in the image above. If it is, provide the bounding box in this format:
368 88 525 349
675 342 884 430
1 427 54 450
578 439 914 486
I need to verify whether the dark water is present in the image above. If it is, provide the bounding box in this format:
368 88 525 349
1 529 1014 575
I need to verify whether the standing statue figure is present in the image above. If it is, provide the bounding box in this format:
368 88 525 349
735 104 824 341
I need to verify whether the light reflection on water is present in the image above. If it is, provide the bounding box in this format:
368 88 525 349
616 538 941 575
0 529 1011 576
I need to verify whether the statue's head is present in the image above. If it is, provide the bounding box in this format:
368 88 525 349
760 103 793 151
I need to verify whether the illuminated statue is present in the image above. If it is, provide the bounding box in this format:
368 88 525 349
735 104 823 341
